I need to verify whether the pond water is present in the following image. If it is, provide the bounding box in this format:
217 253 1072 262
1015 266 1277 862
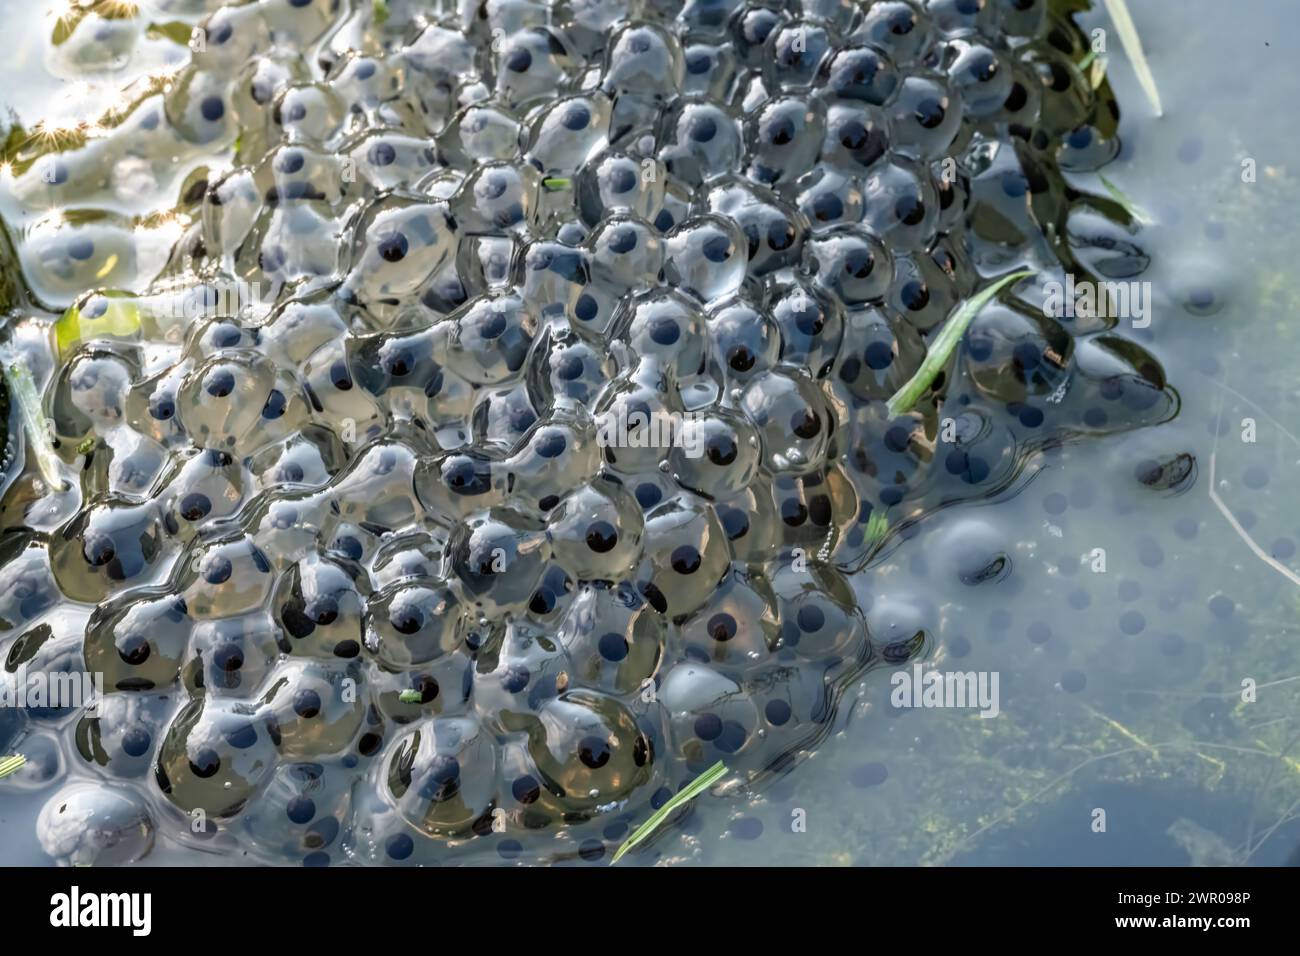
1 0 1298 867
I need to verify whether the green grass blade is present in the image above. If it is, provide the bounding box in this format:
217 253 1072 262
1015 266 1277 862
865 510 889 548
2 355 64 489
0 754 26 780
1098 173 1154 225
1104 0 1162 117
886 271 1034 418
612 760 728 864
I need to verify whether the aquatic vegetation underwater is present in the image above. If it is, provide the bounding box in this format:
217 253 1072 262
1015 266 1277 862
1 0 1295 868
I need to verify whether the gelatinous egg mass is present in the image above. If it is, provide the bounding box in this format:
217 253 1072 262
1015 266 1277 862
0 0 1170 866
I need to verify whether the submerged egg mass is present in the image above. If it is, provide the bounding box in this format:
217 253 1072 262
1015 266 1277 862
0 0 1171 865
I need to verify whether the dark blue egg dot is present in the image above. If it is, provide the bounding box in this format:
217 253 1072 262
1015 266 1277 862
719 506 749 539
578 735 611 768
731 817 763 840
497 839 523 860
369 142 396 167
650 317 679 345
702 235 732 262
850 762 888 788
511 775 541 804
200 97 225 122
203 556 233 585
293 690 321 718
598 632 628 662
609 167 637 193
797 605 825 632
286 796 316 824
609 227 637 254
386 834 414 860
1137 537 1164 567
575 294 598 322
226 723 258 749
635 483 661 508
378 232 408 262
814 193 843 221
689 115 717 142
1119 610 1146 635
1043 492 1067 515
149 393 175 420
765 699 791 726
535 430 566 458
121 727 151 757
68 237 95 261
206 368 236 397
1000 171 1027 198
180 493 212 522
555 354 583 381
502 664 530 693
578 840 605 862
671 545 701 574
1208 594 1234 619
1061 670 1086 693
1160 634 1185 657
694 713 722 741
707 613 736 642
714 721 747 753
505 47 532 72
562 105 590 130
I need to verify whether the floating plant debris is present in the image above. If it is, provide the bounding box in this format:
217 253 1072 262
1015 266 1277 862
887 271 1034 417
2 353 63 490
1104 0 1164 117
1099 173 1155 226
613 760 729 864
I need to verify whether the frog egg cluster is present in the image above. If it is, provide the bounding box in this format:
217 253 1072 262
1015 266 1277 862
1 0 1172 864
